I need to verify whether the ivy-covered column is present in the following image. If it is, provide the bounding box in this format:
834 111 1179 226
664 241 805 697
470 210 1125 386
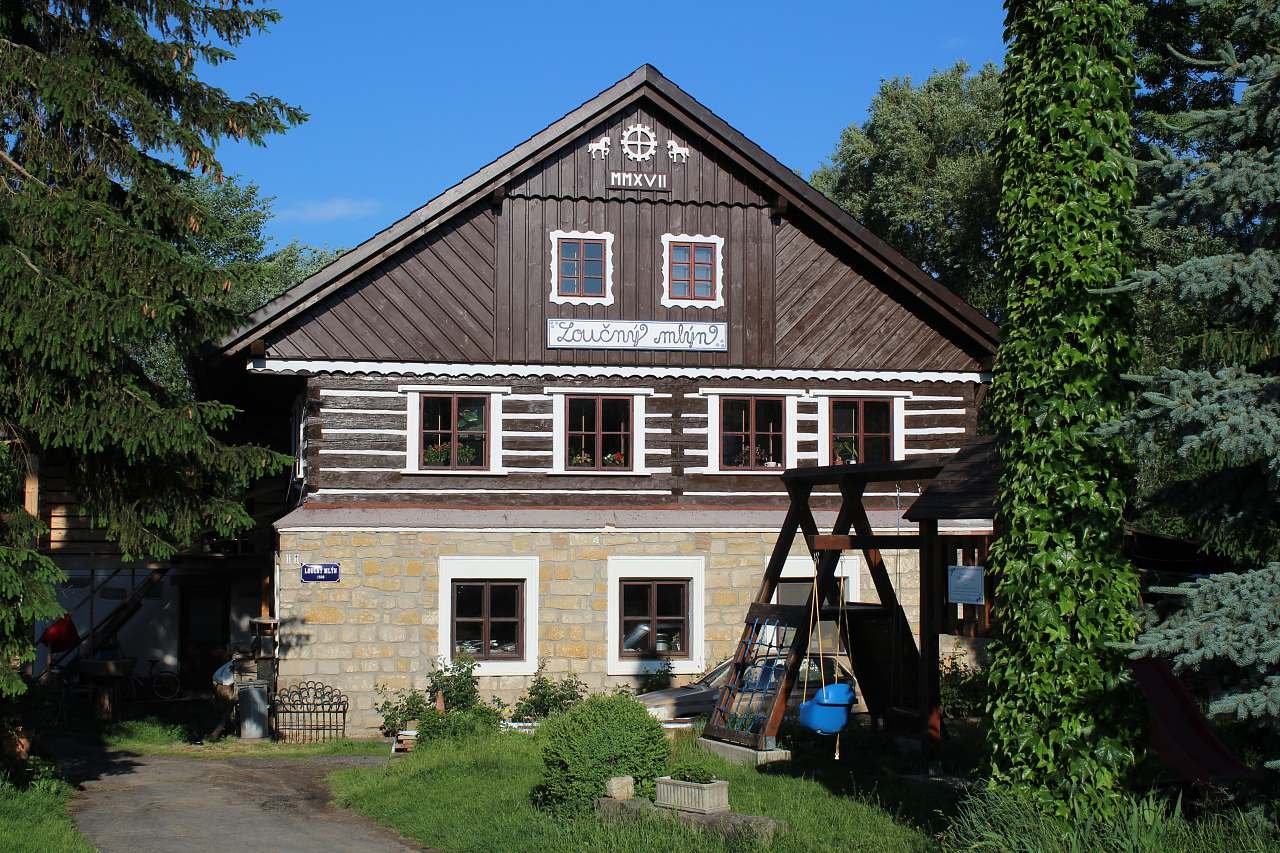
986 0 1140 812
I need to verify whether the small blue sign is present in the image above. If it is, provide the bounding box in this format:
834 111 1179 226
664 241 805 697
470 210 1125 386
301 562 340 583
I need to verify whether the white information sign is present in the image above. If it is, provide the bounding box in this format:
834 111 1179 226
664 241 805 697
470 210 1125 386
947 565 986 605
546 319 728 352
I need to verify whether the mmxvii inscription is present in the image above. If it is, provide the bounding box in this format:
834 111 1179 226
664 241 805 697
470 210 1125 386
547 319 727 352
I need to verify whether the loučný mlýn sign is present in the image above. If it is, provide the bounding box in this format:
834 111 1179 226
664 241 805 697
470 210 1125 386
546 319 727 352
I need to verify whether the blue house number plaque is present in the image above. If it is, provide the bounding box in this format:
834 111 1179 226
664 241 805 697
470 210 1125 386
301 562 340 583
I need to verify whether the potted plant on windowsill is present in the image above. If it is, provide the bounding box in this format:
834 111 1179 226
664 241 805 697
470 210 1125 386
569 450 594 468
655 758 729 815
602 451 626 468
423 442 452 466
456 443 479 467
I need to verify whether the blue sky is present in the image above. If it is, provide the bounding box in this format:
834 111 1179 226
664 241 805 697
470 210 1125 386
205 1 1006 251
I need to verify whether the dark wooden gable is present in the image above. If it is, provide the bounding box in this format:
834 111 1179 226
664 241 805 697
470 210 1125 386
232 66 999 370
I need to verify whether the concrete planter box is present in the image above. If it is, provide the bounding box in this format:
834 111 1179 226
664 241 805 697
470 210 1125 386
655 776 730 815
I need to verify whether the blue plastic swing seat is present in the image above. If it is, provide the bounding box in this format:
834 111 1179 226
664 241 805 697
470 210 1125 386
798 683 857 735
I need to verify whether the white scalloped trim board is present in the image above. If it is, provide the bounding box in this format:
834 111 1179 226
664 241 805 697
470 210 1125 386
252 359 989 384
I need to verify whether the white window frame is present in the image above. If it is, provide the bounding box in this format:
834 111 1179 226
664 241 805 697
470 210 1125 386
606 556 705 676
438 556 539 676
400 385 510 475
549 229 615 306
693 388 806 475
775 555 861 603
811 390 908 464
546 386 653 475
659 233 725 309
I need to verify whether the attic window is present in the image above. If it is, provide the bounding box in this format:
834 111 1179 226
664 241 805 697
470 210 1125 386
660 234 724 309
549 229 615 306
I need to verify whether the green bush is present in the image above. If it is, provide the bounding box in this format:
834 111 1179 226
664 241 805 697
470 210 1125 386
940 655 990 719
667 756 717 784
375 654 482 734
941 787 1280 852
418 706 501 742
533 693 670 816
512 660 586 721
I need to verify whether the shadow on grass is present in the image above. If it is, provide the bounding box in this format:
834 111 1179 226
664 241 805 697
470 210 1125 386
756 716 990 835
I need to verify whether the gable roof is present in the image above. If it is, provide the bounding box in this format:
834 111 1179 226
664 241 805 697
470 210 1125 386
215 64 1000 360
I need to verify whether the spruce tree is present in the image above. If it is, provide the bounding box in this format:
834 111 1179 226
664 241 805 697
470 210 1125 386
1116 0 1280 769
0 1 302 696
986 0 1141 813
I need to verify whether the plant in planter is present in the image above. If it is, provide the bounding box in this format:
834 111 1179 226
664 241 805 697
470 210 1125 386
656 757 730 815
602 450 626 467
423 442 452 466
833 439 858 465
455 443 479 466
569 450 594 468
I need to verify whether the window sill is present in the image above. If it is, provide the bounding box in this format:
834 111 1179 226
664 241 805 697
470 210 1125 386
607 657 705 676
400 468 508 477
692 469 786 476
468 658 539 677
547 470 651 477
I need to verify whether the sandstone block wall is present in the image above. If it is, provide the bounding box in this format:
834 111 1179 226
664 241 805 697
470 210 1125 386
275 529 921 733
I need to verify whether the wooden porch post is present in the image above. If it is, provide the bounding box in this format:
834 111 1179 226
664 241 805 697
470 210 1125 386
918 519 942 759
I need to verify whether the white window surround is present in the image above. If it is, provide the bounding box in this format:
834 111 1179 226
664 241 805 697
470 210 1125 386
659 233 726 309
606 556 705 676
547 386 654 475
814 394 907 465
549 229 615 306
775 555 861 603
693 389 804 475
400 385 510 475
437 556 539 676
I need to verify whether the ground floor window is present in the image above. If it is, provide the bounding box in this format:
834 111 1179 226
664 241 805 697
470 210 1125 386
452 580 523 660
438 556 539 675
606 556 704 676
829 398 893 464
619 579 688 658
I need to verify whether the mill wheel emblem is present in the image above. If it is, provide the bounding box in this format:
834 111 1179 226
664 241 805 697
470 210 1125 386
621 123 658 162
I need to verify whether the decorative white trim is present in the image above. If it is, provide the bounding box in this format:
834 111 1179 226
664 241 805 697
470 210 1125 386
697 387 809 397
902 447 961 456
784 396 800 469
904 408 966 416
549 229 615 306
502 412 551 421
324 428 406 436
893 397 907 461
904 426 966 435
543 386 656 396
251 359 991 385
318 449 402 456
317 389 404 397
402 388 506 475
807 389 913 398
319 408 406 415
437 556 539 676
314 487 670 496
606 556 705 676
659 233 725 309
910 395 967 402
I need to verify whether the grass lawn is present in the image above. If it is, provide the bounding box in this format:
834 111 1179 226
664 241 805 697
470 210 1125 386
330 730 935 852
0 782 92 853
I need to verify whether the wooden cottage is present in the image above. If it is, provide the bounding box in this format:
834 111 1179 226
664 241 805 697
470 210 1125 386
209 65 1000 731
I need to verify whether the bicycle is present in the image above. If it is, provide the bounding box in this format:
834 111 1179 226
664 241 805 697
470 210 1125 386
124 658 182 702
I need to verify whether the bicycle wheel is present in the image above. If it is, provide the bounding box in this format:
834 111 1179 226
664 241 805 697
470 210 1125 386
152 670 181 701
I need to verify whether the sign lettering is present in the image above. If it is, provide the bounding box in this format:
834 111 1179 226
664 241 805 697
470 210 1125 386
608 171 669 191
301 562 341 583
546 319 727 352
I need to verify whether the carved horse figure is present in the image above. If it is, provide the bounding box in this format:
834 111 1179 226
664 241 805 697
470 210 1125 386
667 139 690 162
588 135 610 159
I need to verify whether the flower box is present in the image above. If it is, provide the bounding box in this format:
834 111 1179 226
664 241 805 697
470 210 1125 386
654 776 730 815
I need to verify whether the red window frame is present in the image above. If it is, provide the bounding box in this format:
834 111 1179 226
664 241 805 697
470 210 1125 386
565 395 632 471
829 398 894 465
618 579 690 659
720 396 785 470
451 580 525 660
420 394 488 470
556 237 607 297
667 241 717 302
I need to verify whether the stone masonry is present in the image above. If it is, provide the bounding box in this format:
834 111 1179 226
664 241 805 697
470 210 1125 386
276 530 921 733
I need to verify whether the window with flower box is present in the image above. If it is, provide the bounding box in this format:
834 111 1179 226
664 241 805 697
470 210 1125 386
565 395 632 471
420 394 487 469
720 396 785 470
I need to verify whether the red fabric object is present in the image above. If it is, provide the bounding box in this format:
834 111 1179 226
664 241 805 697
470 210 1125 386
1128 657 1261 785
38 614 81 653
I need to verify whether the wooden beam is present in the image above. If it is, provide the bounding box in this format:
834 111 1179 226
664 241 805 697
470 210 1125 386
781 458 944 486
918 518 943 760
810 534 921 551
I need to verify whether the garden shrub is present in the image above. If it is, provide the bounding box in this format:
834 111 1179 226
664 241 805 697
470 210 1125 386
417 705 501 742
666 756 717 784
375 654 482 734
533 693 670 816
511 660 586 721
939 655 990 719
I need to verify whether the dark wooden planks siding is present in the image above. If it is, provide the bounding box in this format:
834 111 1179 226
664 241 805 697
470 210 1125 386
268 207 497 361
773 220 984 372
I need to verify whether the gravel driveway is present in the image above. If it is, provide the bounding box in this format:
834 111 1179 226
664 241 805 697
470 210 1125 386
55 744 422 853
